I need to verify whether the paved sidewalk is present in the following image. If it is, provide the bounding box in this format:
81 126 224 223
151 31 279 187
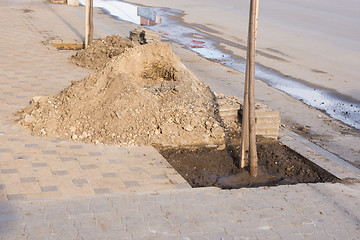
0 0 359 239
2 183 360 240
0 0 188 201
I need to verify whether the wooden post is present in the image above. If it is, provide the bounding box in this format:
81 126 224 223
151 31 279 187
89 0 93 44
241 0 259 177
240 28 251 169
85 0 90 47
248 0 259 177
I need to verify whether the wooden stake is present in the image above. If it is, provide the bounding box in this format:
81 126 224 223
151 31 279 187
240 26 251 169
89 0 93 44
85 0 90 48
241 0 259 177
248 0 259 177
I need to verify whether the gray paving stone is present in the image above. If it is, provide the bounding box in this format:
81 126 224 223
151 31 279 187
81 164 97 170
72 179 89 185
66 201 93 215
108 159 123 164
7 194 25 200
204 231 231 240
94 188 111 194
24 144 38 148
32 162 48 167
124 181 140 187
88 198 113 212
20 177 37 183
0 148 11 152
52 170 69 175
102 172 117 178
88 152 102 156
42 150 57 154
1 168 18 174
60 157 76 162
41 186 58 192
14 155 29 160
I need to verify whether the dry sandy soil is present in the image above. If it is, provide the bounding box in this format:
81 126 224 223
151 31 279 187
17 40 226 147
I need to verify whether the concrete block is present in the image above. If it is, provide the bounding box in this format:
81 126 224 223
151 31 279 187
68 0 79 6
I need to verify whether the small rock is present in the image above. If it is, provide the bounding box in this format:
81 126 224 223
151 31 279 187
22 114 35 125
205 121 212 130
80 132 88 139
301 126 307 133
31 96 42 104
69 126 76 133
217 144 226 150
184 124 193 132
71 134 78 140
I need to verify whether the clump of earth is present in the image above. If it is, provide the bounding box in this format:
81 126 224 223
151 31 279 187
69 35 135 69
17 42 225 147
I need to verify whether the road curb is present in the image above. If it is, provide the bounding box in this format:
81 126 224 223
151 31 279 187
279 128 360 180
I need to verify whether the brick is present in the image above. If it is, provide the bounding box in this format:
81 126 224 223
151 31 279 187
42 150 57 154
41 186 58 192
81 165 97 170
0 148 11 152
102 172 117 178
123 181 139 187
72 179 88 185
88 152 102 156
7 194 25 200
94 188 111 194
60 157 76 162
20 177 37 183
52 170 69 176
24 144 38 148
32 163 48 167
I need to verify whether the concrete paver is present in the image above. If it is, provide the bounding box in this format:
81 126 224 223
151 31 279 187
0 0 189 201
1 184 360 239
0 0 360 239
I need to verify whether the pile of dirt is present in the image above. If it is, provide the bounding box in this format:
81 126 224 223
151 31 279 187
17 43 225 146
69 35 135 69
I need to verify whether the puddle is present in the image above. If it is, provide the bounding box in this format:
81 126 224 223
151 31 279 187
80 0 360 130
79 0 160 26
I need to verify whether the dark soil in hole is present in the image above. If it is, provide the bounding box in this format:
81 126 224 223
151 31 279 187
157 133 338 189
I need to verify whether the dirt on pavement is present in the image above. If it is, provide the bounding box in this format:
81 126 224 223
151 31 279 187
69 35 135 69
17 42 225 147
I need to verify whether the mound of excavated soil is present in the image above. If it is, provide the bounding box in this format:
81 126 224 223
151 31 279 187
69 35 135 69
17 43 225 146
